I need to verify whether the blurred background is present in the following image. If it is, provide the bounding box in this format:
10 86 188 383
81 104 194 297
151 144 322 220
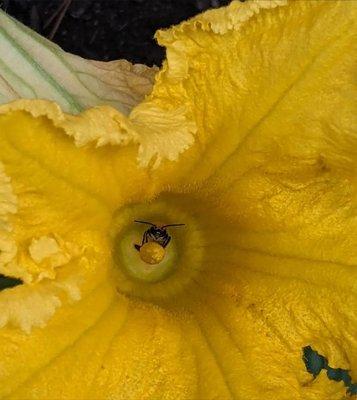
0 0 237 66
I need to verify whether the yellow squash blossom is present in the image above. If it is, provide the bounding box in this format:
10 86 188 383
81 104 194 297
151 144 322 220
0 0 356 399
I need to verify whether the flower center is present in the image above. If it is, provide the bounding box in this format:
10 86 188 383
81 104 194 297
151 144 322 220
114 221 178 284
110 198 204 300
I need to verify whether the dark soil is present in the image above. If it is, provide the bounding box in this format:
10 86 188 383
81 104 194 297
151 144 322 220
0 0 236 66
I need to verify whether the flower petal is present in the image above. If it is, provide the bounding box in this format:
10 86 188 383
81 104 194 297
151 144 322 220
0 107 152 330
0 107 125 388
0 105 154 210
117 0 355 397
0 1 356 399
0 10 156 114
145 0 357 283
137 0 356 180
0 276 116 398
188 263 356 399
186 0 357 289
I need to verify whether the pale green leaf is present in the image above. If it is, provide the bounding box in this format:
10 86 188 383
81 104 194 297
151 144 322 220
0 10 157 114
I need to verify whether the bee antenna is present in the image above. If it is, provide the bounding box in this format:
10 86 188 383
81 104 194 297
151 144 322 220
134 220 156 226
161 223 185 228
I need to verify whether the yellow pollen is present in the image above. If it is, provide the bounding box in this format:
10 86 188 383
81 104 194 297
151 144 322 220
139 242 166 265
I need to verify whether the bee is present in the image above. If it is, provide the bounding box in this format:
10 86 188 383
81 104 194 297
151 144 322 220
134 220 185 264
